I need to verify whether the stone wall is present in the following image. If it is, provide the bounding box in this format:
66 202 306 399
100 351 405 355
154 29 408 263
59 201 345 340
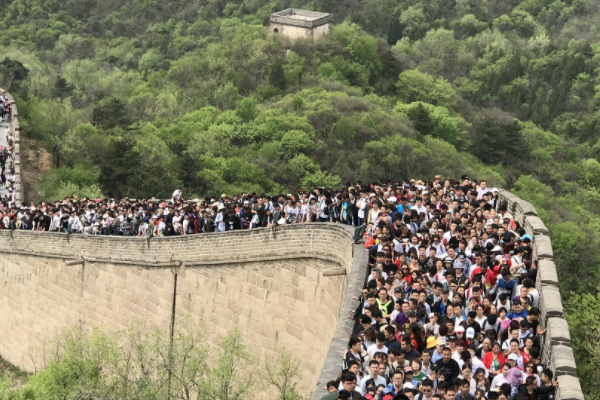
0 88 22 206
496 192 584 400
0 223 366 396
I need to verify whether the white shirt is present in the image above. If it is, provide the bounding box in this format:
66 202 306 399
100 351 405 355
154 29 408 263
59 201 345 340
172 190 182 200
491 374 508 390
366 343 388 358
358 197 368 219
412 205 427 215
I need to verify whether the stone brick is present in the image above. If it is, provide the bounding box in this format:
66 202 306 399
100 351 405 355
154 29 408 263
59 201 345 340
556 375 585 400
535 235 554 259
526 216 550 236
551 344 578 377
546 317 571 345
538 259 559 286
540 285 564 322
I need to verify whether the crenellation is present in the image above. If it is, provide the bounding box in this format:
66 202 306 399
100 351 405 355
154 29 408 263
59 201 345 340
497 192 583 400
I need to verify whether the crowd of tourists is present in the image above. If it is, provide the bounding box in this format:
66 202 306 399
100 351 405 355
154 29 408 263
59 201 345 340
0 93 16 204
317 176 557 400
0 170 558 400
0 178 492 234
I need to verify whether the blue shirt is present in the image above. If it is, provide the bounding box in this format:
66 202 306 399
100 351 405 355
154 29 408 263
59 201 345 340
509 309 528 320
498 278 517 291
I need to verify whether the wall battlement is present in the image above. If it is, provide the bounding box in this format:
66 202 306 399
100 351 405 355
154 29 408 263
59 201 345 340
497 192 583 400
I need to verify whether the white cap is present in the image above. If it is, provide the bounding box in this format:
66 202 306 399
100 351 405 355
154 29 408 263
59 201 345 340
466 327 475 338
492 187 499 192
508 353 518 361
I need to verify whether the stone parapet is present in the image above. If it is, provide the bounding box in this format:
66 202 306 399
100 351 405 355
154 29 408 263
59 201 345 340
311 242 368 400
497 192 584 400
0 223 364 397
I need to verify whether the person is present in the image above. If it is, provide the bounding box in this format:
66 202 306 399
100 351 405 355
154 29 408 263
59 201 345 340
496 270 517 298
434 347 460 382
360 361 387 395
483 342 505 377
445 387 457 400
419 379 435 400
345 337 365 371
340 372 363 400
367 333 389 357
432 338 446 363
524 375 538 399
401 334 421 363
507 340 526 368
456 379 475 400
490 363 511 390
508 299 528 320
537 369 558 400
377 287 394 317
387 370 405 396
171 188 182 203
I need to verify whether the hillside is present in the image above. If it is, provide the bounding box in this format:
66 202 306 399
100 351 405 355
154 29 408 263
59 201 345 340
1 0 600 396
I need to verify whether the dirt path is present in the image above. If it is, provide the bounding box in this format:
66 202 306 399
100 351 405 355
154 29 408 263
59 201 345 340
20 137 52 204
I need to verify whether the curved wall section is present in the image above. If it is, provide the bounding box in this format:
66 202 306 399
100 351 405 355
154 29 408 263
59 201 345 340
0 224 366 393
497 192 583 400
0 88 22 206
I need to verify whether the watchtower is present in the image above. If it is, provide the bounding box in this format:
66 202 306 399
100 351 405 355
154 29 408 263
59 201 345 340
269 9 332 41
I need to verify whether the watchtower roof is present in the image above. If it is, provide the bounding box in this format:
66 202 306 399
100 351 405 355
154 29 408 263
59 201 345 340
269 9 332 28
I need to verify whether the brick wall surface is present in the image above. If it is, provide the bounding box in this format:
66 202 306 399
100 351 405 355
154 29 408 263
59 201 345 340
0 223 365 397
497 192 584 400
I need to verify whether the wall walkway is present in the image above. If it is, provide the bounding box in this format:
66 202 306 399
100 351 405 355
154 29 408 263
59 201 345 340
0 88 22 206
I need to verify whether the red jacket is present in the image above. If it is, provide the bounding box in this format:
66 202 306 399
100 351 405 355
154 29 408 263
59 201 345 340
483 352 505 371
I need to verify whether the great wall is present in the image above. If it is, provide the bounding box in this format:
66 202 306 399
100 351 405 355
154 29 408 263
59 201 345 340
0 90 585 399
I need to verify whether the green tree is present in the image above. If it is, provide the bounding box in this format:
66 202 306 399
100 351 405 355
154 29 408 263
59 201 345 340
28 98 82 167
269 60 286 91
235 98 257 122
197 330 255 400
279 130 316 159
301 170 341 189
396 70 460 109
470 113 529 168
566 288 600 400
91 97 132 131
406 102 434 136
0 57 29 94
264 350 306 400
53 76 73 100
